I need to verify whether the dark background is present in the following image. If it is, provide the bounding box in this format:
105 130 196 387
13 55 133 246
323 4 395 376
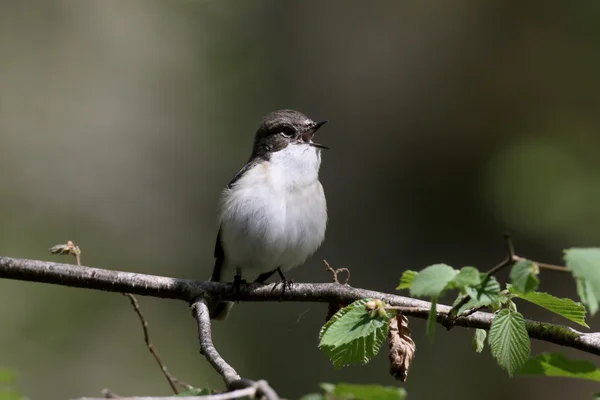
1 1 599 399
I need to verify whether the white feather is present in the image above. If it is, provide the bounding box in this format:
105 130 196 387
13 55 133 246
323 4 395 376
218 142 327 281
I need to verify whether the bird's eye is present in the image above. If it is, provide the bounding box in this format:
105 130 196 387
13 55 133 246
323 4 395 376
280 126 295 138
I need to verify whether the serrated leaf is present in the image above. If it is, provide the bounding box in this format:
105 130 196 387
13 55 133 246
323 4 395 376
457 275 502 314
565 248 600 315
410 264 456 297
473 329 487 353
319 299 392 367
451 267 481 290
516 352 600 382
489 293 510 313
488 310 530 376
396 270 418 290
508 286 588 328
576 278 599 315
427 297 437 339
510 259 540 293
320 383 407 400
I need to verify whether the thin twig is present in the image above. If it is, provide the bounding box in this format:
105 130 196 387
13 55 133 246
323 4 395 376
75 383 268 400
535 262 570 272
191 298 241 385
323 259 350 285
123 293 180 394
191 299 281 399
384 306 430 313
53 242 185 394
460 305 488 318
512 256 570 273
485 233 516 276
444 234 516 328
1 255 600 356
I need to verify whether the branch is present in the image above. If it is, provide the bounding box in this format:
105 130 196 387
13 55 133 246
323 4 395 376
445 234 516 325
76 381 272 400
123 293 181 394
191 298 279 399
1 255 600 356
192 298 240 385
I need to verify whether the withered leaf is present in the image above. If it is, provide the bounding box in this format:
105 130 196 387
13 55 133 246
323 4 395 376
388 313 416 381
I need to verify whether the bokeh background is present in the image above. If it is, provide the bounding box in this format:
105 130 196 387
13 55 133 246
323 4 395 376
1 1 600 399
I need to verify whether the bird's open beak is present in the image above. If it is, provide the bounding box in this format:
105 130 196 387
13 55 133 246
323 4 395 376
304 120 330 150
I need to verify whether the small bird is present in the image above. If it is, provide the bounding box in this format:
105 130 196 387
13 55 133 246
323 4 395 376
209 109 329 320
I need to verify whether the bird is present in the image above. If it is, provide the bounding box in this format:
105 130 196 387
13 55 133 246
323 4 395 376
208 109 329 320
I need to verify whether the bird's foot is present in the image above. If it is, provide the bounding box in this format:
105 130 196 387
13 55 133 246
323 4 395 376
232 273 247 302
276 267 294 297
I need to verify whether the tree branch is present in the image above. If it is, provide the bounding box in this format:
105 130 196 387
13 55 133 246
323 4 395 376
1 255 599 356
192 296 279 399
191 298 241 385
76 381 273 400
123 293 181 394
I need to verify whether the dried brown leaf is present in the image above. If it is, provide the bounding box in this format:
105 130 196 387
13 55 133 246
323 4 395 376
388 313 416 381
49 240 80 256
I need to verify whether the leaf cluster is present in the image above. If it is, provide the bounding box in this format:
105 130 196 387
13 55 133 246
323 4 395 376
317 247 600 398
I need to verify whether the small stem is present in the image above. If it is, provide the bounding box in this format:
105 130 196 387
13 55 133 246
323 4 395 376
444 234 516 329
124 293 180 394
536 262 570 272
385 306 429 313
485 233 516 276
69 242 181 394
513 256 570 273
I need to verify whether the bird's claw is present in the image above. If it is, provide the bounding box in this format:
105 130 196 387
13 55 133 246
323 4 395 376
232 273 247 302
275 267 293 297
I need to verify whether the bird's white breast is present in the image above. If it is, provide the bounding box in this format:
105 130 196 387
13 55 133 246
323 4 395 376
218 143 327 281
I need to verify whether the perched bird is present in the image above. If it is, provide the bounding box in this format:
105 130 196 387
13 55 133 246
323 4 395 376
209 109 329 320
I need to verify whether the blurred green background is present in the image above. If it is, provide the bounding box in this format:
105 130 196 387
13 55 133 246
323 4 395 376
1 1 600 399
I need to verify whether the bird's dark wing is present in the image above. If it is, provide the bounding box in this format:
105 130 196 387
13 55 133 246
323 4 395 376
226 161 257 188
211 161 258 282
211 228 225 282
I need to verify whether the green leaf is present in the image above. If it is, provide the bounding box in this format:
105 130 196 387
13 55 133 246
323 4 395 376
410 264 456 297
516 353 600 382
0 390 23 400
299 394 325 400
565 248 600 315
176 388 211 396
576 278 599 315
457 275 502 314
320 383 407 400
508 286 588 328
451 267 481 290
427 297 438 339
473 329 487 353
397 270 418 290
319 299 392 367
488 310 531 376
509 259 540 293
0 369 15 385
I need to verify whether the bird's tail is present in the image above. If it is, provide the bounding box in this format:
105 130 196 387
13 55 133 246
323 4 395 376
208 255 234 320
208 300 234 320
